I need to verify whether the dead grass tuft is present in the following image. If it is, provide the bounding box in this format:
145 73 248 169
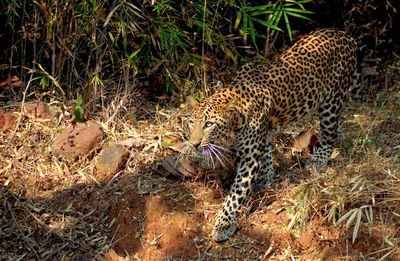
1 59 400 259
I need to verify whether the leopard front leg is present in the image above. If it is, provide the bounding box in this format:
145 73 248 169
212 140 263 242
254 135 275 192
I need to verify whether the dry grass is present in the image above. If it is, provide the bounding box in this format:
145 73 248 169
1 63 400 260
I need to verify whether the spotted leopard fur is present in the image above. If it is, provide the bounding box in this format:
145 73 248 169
188 29 357 242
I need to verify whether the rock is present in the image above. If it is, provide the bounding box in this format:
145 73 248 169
96 144 130 183
0 112 16 132
117 137 147 149
159 155 198 178
0 75 23 91
52 120 104 157
24 101 53 119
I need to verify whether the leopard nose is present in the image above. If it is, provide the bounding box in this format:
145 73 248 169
191 142 202 152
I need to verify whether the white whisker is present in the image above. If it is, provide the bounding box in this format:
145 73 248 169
211 143 233 153
175 141 193 162
210 145 232 168
204 147 216 169
209 146 227 169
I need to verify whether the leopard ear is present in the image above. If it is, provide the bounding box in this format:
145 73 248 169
186 96 199 108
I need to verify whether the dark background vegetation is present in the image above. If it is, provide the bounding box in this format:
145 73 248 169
0 0 399 114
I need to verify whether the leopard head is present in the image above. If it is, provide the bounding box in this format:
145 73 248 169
188 94 238 153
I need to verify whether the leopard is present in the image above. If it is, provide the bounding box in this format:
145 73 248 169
187 29 357 242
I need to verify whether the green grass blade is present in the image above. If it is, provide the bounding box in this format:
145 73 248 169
235 12 242 29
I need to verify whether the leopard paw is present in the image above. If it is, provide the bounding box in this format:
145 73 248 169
212 221 237 242
212 212 238 242
253 179 272 193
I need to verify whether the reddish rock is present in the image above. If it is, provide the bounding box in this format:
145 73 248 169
24 101 53 119
96 144 130 183
0 75 23 91
52 120 104 157
0 112 16 132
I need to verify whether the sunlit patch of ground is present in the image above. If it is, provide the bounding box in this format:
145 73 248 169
1 71 400 260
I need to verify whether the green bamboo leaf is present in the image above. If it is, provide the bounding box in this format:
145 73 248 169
284 0 313 6
286 11 312 20
30 76 45 82
282 7 314 14
220 42 237 65
249 10 275 16
270 9 281 26
292 0 314 4
242 13 248 40
245 4 274 12
249 19 256 47
283 11 292 41
73 95 84 123
252 17 281 31
272 10 283 27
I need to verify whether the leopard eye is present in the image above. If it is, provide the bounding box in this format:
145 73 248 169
204 121 214 128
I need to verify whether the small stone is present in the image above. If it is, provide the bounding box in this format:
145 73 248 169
96 144 130 183
24 101 53 119
52 120 104 157
118 137 147 149
0 75 23 91
0 112 16 132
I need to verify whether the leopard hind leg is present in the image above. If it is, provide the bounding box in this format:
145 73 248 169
308 95 344 168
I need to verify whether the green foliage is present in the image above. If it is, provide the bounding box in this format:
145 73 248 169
0 0 20 30
30 73 49 90
161 140 174 148
1 0 314 109
236 0 313 46
73 95 85 123
288 183 316 233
